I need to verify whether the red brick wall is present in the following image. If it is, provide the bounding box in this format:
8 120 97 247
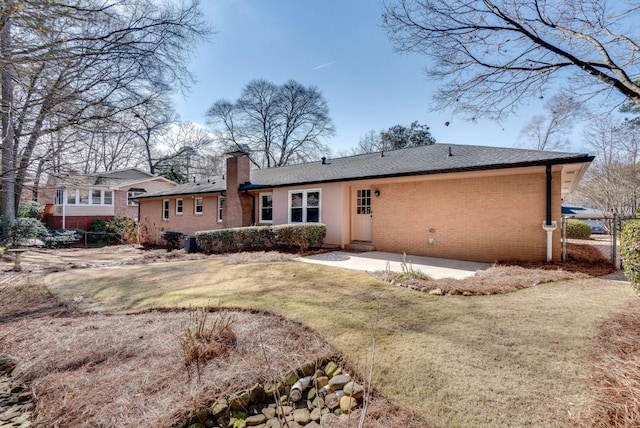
371 170 562 262
223 155 252 227
45 215 114 231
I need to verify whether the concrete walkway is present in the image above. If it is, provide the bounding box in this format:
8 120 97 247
298 251 489 279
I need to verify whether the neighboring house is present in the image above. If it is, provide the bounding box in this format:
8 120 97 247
39 168 176 230
136 144 594 263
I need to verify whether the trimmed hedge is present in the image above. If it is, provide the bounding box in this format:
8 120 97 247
566 219 592 239
160 231 184 251
195 224 326 254
621 222 640 294
272 223 326 252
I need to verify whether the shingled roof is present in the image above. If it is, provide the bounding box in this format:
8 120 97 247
136 177 226 199
138 143 594 199
246 143 593 188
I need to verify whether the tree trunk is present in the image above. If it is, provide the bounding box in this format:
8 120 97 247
1 16 16 234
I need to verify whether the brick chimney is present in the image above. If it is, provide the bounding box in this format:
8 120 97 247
223 152 252 228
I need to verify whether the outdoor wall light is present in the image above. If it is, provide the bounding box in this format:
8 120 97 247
374 189 381 197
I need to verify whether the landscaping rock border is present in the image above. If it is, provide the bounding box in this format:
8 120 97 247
183 358 366 428
0 356 33 428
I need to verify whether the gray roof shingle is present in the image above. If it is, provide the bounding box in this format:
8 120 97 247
246 143 593 188
138 143 593 199
137 177 226 199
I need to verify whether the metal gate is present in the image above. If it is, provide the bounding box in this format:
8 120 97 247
561 216 617 265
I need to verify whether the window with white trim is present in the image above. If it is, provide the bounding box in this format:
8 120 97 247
79 189 89 204
127 188 146 206
103 190 113 205
176 198 183 215
289 189 320 223
55 188 64 205
91 190 102 205
162 199 170 221
259 192 273 223
217 196 225 222
194 197 203 215
66 189 77 205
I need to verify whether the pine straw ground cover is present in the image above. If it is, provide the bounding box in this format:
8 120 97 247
581 298 640 427
371 242 613 295
0 273 421 427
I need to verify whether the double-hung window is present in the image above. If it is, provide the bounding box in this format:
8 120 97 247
92 190 102 205
103 191 113 205
55 188 64 205
259 193 273 223
289 189 320 223
67 189 77 205
176 198 183 215
194 197 203 215
217 196 225 222
162 199 170 221
79 189 89 205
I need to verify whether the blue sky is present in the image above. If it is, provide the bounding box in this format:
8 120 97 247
172 0 548 155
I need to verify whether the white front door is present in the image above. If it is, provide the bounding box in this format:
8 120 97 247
352 188 373 242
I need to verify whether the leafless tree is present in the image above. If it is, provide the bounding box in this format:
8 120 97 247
382 1 640 120
518 92 585 151
151 121 216 181
0 0 209 225
206 79 335 168
350 130 381 155
575 117 640 216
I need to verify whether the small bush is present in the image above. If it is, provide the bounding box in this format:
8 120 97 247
566 219 592 238
43 229 81 248
272 223 326 252
107 218 137 244
160 230 184 251
621 222 640 294
7 217 48 247
178 307 237 380
17 201 44 219
89 218 137 245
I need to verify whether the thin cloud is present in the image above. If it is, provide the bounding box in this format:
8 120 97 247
313 61 337 70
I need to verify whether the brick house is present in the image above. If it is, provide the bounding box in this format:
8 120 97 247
40 168 176 230
136 144 594 262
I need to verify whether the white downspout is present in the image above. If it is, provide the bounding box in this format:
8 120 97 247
542 221 557 262
62 189 66 229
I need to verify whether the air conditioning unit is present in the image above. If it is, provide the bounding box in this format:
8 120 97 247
54 206 62 215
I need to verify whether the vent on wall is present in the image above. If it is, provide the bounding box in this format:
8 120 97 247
54 206 62 215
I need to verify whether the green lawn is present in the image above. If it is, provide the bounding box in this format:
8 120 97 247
45 259 635 427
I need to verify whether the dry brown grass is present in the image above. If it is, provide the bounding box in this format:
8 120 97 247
0 271 423 428
581 299 640 427
372 264 588 295
43 255 636 427
223 251 294 265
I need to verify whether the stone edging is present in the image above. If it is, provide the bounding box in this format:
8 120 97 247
0 356 33 428
184 358 366 428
